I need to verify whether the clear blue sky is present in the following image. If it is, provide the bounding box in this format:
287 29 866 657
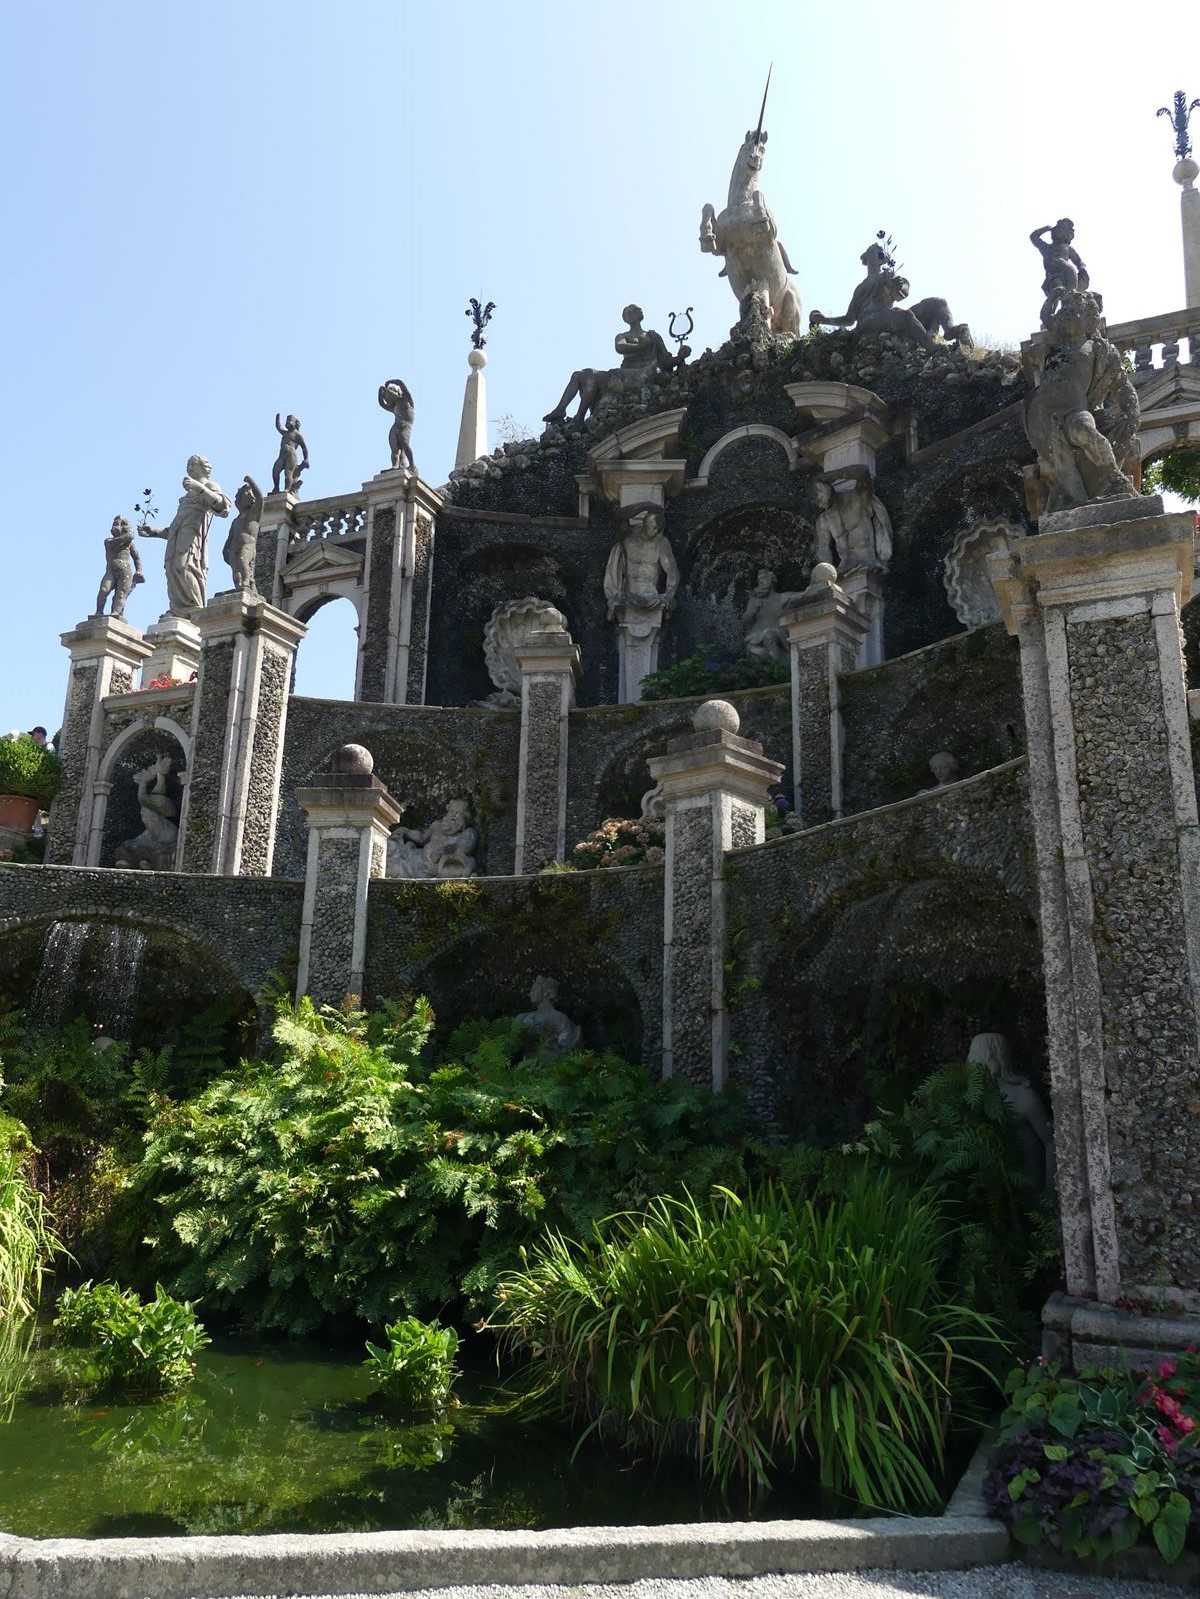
0 0 1191 729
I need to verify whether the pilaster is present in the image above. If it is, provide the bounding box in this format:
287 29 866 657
513 628 580 873
989 500 1200 1336
46 616 153 866
181 591 305 876
260 491 299 606
296 746 402 1006
357 472 441 705
648 701 782 1090
780 568 870 824
141 613 202 687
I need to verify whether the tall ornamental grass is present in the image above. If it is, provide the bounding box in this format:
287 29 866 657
0 1146 61 1321
496 1178 1003 1509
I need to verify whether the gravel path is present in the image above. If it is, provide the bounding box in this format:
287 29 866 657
247 1567 1190 1599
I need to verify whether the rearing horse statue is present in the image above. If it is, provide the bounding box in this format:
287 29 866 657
699 82 801 336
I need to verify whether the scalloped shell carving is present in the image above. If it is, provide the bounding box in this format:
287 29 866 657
943 518 1026 627
482 596 567 694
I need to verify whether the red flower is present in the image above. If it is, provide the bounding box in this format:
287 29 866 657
1159 1358 1178 1380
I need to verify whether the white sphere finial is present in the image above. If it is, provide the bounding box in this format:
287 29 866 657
468 348 488 370
809 562 838 586
693 699 740 735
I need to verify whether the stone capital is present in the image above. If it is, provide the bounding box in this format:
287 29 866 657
514 628 581 681
60 615 154 669
649 730 783 808
195 590 308 652
296 777 403 835
361 469 444 516
780 580 871 651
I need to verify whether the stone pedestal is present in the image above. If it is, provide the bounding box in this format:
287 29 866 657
614 601 668 704
260 491 299 606
780 571 869 824
839 565 886 667
45 616 153 866
648 701 782 1090
141 613 201 687
989 500 1200 1350
357 472 440 706
514 627 580 874
180 591 306 876
296 746 402 1007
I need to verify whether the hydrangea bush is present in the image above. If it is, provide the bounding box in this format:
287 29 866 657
571 816 665 870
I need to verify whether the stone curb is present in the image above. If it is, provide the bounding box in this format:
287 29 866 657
0 1516 1009 1599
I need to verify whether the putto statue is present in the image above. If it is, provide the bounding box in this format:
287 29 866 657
222 475 264 594
515 975 582 1055
138 455 231 615
812 469 894 571
543 305 688 425
742 569 805 661
809 240 970 351
114 756 179 871
699 79 802 337
271 414 309 496
94 516 145 620
378 379 415 471
1030 219 1089 331
387 797 477 879
1023 290 1139 515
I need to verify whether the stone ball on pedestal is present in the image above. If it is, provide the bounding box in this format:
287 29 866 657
468 348 488 370
693 699 740 736
809 562 838 587
1174 155 1199 188
331 743 375 777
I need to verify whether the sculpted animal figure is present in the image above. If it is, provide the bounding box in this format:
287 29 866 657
699 92 801 336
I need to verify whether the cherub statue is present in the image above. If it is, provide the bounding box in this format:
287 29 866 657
138 455 231 615
1030 219 1089 331
742 569 805 661
378 379 415 471
114 756 179 871
387 797 476 879
222 476 264 593
271 414 309 496
514 975 582 1055
544 305 688 425
603 506 679 620
1023 290 1139 514
811 469 894 571
94 516 144 619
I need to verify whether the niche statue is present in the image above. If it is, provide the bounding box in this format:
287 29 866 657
812 470 894 571
742 570 805 662
515 975 582 1055
94 516 145 619
386 798 476 879
114 756 179 871
222 476 264 594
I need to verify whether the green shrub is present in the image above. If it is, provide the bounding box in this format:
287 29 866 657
639 651 788 702
0 736 60 805
365 1315 459 1412
132 997 745 1335
53 1280 208 1396
495 1178 1003 1508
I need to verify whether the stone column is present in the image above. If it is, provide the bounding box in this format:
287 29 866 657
838 565 886 668
296 744 402 1007
1175 154 1200 308
513 626 580 873
180 590 305 876
45 616 153 866
356 472 440 706
780 566 869 825
455 348 488 469
990 497 1200 1355
141 613 201 687
648 700 782 1090
259 491 299 606
614 600 669 704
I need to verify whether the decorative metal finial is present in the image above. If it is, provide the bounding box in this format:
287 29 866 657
754 63 772 142
668 307 694 350
466 298 496 350
1157 90 1200 161
875 229 902 274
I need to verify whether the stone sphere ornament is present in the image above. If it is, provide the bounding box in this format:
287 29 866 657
809 562 838 586
693 699 740 736
331 743 375 777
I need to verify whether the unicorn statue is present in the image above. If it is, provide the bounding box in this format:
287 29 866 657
699 72 802 337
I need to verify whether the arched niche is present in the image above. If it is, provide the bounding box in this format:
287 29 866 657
438 542 573 704
94 719 190 868
692 425 799 487
292 592 363 702
672 502 814 663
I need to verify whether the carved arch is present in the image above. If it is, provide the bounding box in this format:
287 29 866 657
91 715 191 868
691 425 799 487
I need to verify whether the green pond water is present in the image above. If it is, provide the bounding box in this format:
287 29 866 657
0 1336 872 1538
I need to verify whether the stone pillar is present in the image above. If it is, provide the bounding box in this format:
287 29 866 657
780 566 869 825
455 348 488 469
296 745 401 1007
1175 155 1200 308
141 613 201 687
648 700 782 1090
180 591 305 876
838 565 886 668
259 491 299 606
45 616 153 866
357 473 441 706
514 626 580 873
614 600 669 704
990 497 1200 1354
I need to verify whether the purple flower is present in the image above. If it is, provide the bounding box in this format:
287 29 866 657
773 795 791 813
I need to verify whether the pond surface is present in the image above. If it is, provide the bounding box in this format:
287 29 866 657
0 1336 872 1538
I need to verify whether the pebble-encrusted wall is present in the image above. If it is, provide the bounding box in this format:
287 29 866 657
723 760 1040 1129
275 700 521 879
239 647 290 876
1067 612 1200 1287
358 506 397 704
181 638 236 872
363 867 663 1066
519 677 567 871
44 659 101 866
840 623 1023 814
305 834 362 1007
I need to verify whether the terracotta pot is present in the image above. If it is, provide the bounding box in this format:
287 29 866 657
0 794 40 834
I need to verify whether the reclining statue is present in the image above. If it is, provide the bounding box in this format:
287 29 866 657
809 242 971 352
544 305 688 425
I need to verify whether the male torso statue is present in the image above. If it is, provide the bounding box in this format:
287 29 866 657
603 507 679 619
812 470 894 570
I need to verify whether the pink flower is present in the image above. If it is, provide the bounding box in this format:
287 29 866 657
1180 1415 1196 1435
1159 1358 1178 1380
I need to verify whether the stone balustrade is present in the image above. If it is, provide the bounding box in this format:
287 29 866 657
1106 306 1200 376
289 494 368 543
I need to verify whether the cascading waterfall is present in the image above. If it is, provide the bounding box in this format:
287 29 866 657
29 921 147 1038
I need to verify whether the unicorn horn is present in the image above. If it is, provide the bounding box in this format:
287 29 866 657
754 64 773 141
